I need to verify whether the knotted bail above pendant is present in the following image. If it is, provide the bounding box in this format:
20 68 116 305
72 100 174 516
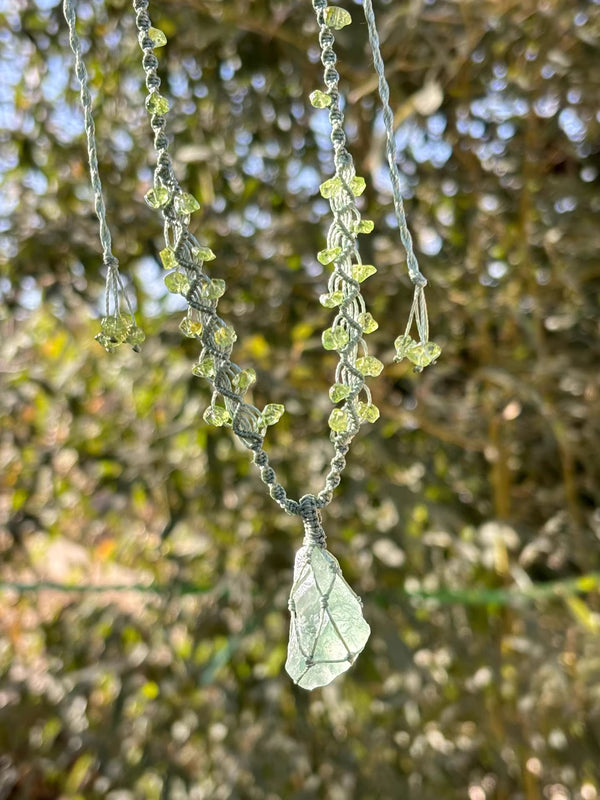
299 494 326 548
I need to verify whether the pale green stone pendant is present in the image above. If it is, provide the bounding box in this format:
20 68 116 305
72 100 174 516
285 498 370 690
286 544 371 690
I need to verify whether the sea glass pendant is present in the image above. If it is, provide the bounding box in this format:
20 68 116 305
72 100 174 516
285 544 371 690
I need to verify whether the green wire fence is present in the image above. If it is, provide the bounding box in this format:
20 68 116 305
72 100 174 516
1 572 599 607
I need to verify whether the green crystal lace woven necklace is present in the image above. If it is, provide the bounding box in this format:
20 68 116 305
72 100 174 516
63 0 441 690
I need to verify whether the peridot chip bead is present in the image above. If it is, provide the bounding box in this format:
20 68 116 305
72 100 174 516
262 403 285 426
328 408 349 433
356 355 384 377
329 383 351 403
179 316 203 338
203 405 231 427
394 334 416 361
424 341 442 363
324 6 352 29
407 341 442 368
95 332 117 352
214 324 237 348
100 314 131 340
322 326 349 351
353 219 375 234
350 176 366 196
203 279 226 300
164 271 190 294
126 326 146 347
192 356 216 378
232 368 256 392
147 27 167 47
319 176 343 199
351 263 377 282
174 192 201 215
309 90 332 108
145 91 170 115
358 311 379 334
357 401 380 423
317 246 342 266
159 247 178 270
319 291 344 308
144 186 171 209
192 245 216 262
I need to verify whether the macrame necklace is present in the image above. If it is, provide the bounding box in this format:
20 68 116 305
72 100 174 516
63 0 441 690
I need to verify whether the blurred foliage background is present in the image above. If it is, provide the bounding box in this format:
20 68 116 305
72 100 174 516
1 0 600 797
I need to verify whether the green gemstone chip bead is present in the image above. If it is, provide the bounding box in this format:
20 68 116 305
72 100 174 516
262 403 285 426
232 368 257 392
407 341 442 368
319 177 343 199
144 186 171 209
192 245 216 262
329 383 351 403
357 401 380 423
100 314 131 340
322 326 349 351
174 192 201 215
203 279 226 300
159 247 178 270
126 326 146 347
424 341 442 363
319 291 344 308
319 175 366 199
145 91 170 115
192 356 216 378
328 408 350 433
164 271 190 294
324 6 352 29
203 405 231 427
179 316 203 338
355 356 384 377
350 176 366 196
358 312 379 334
309 90 332 108
351 263 377 283
352 219 375 234
95 332 117 353
317 247 342 266
394 334 416 361
214 324 237 348
146 26 167 47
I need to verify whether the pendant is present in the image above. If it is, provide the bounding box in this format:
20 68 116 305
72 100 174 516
285 497 371 690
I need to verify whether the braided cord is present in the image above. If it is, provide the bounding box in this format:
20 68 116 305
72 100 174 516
362 0 432 344
62 0 135 324
132 0 299 516
310 0 379 508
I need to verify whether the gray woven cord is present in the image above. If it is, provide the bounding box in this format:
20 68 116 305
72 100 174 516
62 0 135 320
310 0 380 507
132 0 300 517
64 0 408 521
361 0 427 291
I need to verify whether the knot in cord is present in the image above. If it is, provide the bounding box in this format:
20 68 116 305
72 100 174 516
103 254 119 275
299 494 326 548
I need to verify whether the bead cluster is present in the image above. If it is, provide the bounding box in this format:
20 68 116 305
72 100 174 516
310 1 381 438
133 6 287 447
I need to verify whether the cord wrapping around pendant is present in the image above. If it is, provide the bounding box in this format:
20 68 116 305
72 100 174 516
299 494 326 548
